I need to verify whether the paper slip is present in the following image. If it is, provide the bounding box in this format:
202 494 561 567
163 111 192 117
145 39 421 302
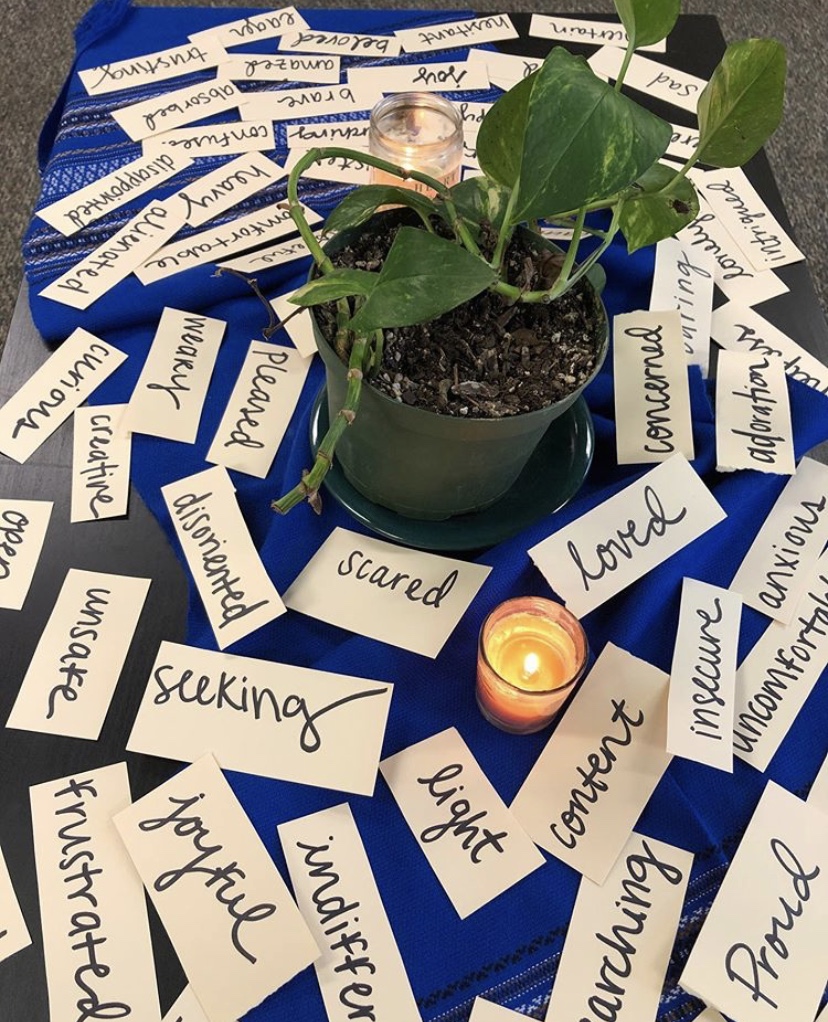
0 328 126 462
128 640 391 794
287 151 372 186
207 341 311 477
588 47 706 114
112 79 243 141
665 123 701 163
221 53 340 84
271 293 319 359
40 199 187 309
695 1011 727 1022
613 310 695 464
712 302 828 396
114 754 319 1022
284 527 491 658
286 120 370 149
144 121 275 158
161 465 286 648
681 781 828 1022
241 83 380 122
456 101 491 132
80 41 228 96
528 455 726 618
545 832 692 1022
162 987 208 1022
136 201 322 284
190 7 308 47
279 804 422 1022
220 235 314 274
470 1000 525 1021
172 152 285 227
732 458 828 624
468 48 541 90
37 150 191 236
71 404 131 522
809 753 828 815
511 643 672 882
0 499 52 610
733 551 828 772
530 13 667 52
396 14 517 53
380 728 544 918
7 568 151 740
667 578 742 772
31 763 159 1022
0 845 31 964
350 61 490 94
699 167 805 271
278 28 400 58
716 350 794 475
127 307 226 444
650 236 715 374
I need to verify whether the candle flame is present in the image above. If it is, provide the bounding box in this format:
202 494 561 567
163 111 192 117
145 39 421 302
522 652 541 679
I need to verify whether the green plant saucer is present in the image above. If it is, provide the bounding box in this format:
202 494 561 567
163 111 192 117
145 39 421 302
309 386 595 552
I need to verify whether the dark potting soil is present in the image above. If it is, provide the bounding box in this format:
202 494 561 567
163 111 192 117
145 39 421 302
316 216 604 419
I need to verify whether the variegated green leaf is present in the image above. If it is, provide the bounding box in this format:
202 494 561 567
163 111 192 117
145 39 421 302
444 176 512 232
325 186 438 235
618 163 700 253
475 72 536 190
289 268 378 306
614 0 680 48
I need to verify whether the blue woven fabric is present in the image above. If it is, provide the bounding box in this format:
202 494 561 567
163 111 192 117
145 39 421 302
21 4 828 1020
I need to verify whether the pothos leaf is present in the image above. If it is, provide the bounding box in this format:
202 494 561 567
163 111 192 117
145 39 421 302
324 185 438 235
289 268 378 306
613 0 680 49
618 163 700 253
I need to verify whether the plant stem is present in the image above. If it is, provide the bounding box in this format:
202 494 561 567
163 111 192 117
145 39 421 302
614 38 635 92
656 151 700 194
552 207 586 291
491 187 521 270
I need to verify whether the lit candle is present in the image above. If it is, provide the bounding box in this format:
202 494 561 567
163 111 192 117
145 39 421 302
476 597 588 734
368 92 463 195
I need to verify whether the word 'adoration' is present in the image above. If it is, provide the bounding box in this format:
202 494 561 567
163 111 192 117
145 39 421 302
338 550 457 608
727 356 788 466
726 319 828 395
0 509 29 580
417 764 507 863
47 586 110 720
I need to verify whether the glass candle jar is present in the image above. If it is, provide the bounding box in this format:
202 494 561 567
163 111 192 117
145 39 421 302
476 597 589 734
368 92 463 195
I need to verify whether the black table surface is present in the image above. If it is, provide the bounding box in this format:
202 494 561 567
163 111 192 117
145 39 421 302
1 12 827 1021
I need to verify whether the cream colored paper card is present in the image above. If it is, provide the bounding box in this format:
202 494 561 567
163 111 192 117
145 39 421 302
112 80 243 141
544 832 692 1022
695 1010 727 1022
137 201 321 284
220 234 315 274
716 350 794 475
808 753 828 815
31 763 159 1022
127 307 226 444
511 643 672 882
80 41 228 95
207 341 311 478
0 845 31 964
650 236 715 374
0 499 52 610
588 47 706 112
127 640 392 795
396 14 517 53
221 53 340 84
528 455 726 618
144 121 274 158
667 578 741 772
37 151 191 236
350 61 489 94
40 199 187 308
680 781 828 1022
456 101 491 133
666 123 700 162
733 551 828 772
712 302 828 396
470 1000 525 1021
161 465 286 647
530 13 666 51
284 527 491 658
271 293 319 358
279 803 422 1022
114 754 319 1022
190 7 308 47
172 152 285 227
241 83 379 122
731 457 828 624
279 28 400 58
286 150 372 186
71 404 131 522
162 987 208 1022
467 48 541 90
613 310 695 464
287 120 370 149
7 568 151 740
380 728 544 918
0 328 126 462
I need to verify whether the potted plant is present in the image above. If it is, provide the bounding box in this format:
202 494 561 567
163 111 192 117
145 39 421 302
269 0 785 521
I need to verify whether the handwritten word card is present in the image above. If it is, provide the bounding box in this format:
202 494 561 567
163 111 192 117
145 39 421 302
667 578 741 772
285 527 491 658
467 49 541 90
381 728 543 918
530 13 666 52
511 643 672 882
162 465 285 647
286 151 372 186
128 640 392 795
665 123 700 163
162 987 208 1022
31 763 159 1022
71 404 131 522
0 499 52 610
350 61 490 94
529 455 725 618
279 803 422 1022
808 752 828 815
221 234 315 274
144 121 275 158
242 83 380 123
650 236 715 374
588 47 707 113
80 41 228 95
191 7 308 47
733 551 828 772
545 832 692 1022
681 781 828 1022
113 80 243 141
470 1000 525 1021
173 152 284 227
0 845 30 964
287 120 370 150
221 53 340 84
396 14 516 53
114 754 319 1022
207 341 311 478
716 350 794 475
279 28 400 58
0 328 126 462
614 310 695 464
127 307 226 444
271 293 319 358
7 569 151 740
